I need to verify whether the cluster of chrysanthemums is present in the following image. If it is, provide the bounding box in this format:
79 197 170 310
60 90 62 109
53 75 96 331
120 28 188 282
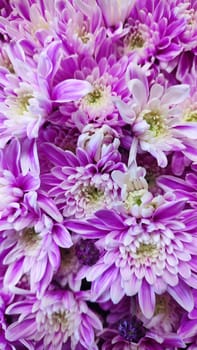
0 0 197 349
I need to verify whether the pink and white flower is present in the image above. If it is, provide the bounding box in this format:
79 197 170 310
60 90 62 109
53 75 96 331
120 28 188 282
115 64 190 167
6 289 102 350
68 202 197 318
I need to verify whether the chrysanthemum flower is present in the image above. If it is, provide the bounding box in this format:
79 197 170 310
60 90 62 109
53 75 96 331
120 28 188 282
0 0 57 53
1 213 72 296
56 53 129 128
115 64 190 167
77 124 120 162
109 0 186 65
175 0 197 52
68 202 196 318
56 0 103 56
0 42 52 145
6 289 102 350
0 138 40 229
101 293 185 350
41 143 123 219
112 162 164 218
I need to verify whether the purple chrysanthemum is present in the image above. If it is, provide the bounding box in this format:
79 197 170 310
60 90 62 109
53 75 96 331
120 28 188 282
6 289 102 350
101 293 185 350
111 162 164 218
0 0 57 53
1 215 72 296
68 202 197 318
56 0 104 56
41 143 123 219
108 0 186 65
0 138 39 229
115 63 191 167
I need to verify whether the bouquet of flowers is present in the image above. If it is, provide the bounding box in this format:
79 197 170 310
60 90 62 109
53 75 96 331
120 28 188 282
0 0 197 349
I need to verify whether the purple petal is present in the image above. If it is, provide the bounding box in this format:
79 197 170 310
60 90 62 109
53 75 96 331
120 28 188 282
167 282 194 311
153 200 185 221
40 143 67 166
174 124 197 140
86 263 111 281
178 318 197 339
4 139 20 176
52 79 93 102
6 318 37 341
4 258 24 287
6 300 33 315
128 78 147 106
110 275 124 304
123 274 142 296
53 223 73 248
95 210 125 229
31 258 47 283
138 279 155 318
38 192 63 222
67 220 108 238
20 139 40 175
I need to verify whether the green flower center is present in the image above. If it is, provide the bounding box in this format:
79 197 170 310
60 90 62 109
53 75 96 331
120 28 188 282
136 243 158 258
86 88 103 104
125 191 143 210
143 111 166 137
82 186 104 203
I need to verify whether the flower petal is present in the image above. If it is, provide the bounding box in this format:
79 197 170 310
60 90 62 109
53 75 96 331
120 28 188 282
52 79 93 102
167 282 194 311
138 279 155 318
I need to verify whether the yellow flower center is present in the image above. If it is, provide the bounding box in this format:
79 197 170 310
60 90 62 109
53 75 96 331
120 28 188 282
136 242 158 258
17 94 33 114
185 110 197 122
143 111 166 137
86 88 103 104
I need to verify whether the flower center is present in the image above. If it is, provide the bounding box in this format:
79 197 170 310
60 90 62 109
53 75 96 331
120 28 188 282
143 111 166 137
127 31 144 50
118 316 146 343
51 310 71 331
125 190 144 210
6 84 34 119
185 110 197 122
57 247 79 279
75 239 100 266
20 227 41 249
78 26 90 44
17 94 33 114
86 88 103 104
136 242 158 259
121 236 161 266
82 186 104 204
80 78 113 119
